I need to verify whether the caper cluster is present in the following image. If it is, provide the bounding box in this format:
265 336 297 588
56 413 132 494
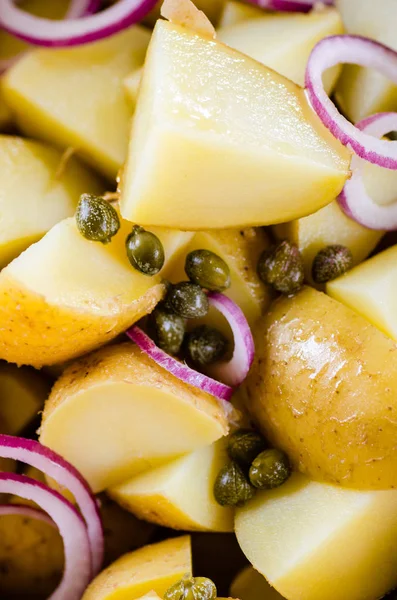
164 576 217 600
213 429 291 507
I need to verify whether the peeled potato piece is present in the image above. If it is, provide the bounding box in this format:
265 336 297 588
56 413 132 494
230 567 285 600
218 1 262 28
109 437 233 532
244 286 397 490
40 343 229 492
235 473 397 600
82 535 191 600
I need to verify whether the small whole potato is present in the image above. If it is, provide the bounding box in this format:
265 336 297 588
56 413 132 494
244 287 397 490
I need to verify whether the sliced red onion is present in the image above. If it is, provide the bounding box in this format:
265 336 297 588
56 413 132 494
207 293 255 387
0 0 159 47
126 325 234 401
0 473 91 600
0 434 104 574
66 0 101 18
305 35 397 169
0 502 55 526
246 0 333 12
338 112 397 230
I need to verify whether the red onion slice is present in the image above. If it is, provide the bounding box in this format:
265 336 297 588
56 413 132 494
66 0 101 18
305 35 397 169
0 434 104 574
0 0 159 47
0 473 91 600
126 325 234 401
0 502 55 526
246 0 333 12
207 293 255 387
338 112 397 230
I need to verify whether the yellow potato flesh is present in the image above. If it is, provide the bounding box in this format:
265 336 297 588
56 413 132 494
2 25 151 179
0 363 49 435
230 566 285 600
244 286 397 489
82 535 191 600
235 473 397 600
335 0 397 122
0 135 102 269
120 21 350 230
327 245 397 341
218 1 263 28
217 8 343 92
144 0 224 26
109 437 233 532
40 343 228 492
124 67 143 107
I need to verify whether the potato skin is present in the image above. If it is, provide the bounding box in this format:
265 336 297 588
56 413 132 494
244 287 397 490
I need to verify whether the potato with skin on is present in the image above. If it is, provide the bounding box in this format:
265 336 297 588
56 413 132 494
230 566 285 600
120 20 350 230
2 25 151 179
82 535 192 600
244 286 397 490
108 437 234 532
0 212 193 368
235 473 397 600
0 135 102 269
40 343 229 493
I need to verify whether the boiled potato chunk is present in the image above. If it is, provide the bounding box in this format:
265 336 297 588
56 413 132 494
145 0 224 26
218 1 262 28
124 67 143 107
230 567 285 600
2 25 151 179
0 135 102 269
40 343 229 492
120 20 350 230
327 245 397 341
82 535 191 600
0 214 193 367
244 286 397 489
218 8 343 92
273 201 383 283
0 363 49 435
109 437 233 532
235 473 397 600
335 0 397 122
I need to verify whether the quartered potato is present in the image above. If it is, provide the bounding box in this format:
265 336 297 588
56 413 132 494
40 343 229 492
244 287 397 490
120 20 350 230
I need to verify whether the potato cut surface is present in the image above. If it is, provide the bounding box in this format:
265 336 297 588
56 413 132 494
82 535 191 600
230 566 284 600
40 343 229 492
218 1 263 28
120 20 350 230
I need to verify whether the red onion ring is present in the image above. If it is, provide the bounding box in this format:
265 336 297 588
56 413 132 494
207 293 255 387
0 434 104 574
246 0 333 12
0 473 91 600
305 35 397 169
126 325 234 401
0 502 55 525
0 0 159 47
338 112 397 230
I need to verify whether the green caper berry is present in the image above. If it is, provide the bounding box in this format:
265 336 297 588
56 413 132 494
75 194 120 244
164 576 217 600
165 282 209 319
249 449 291 490
227 429 267 467
312 244 353 284
214 461 255 507
257 240 304 294
126 225 165 276
185 249 231 292
151 306 185 355
185 325 228 366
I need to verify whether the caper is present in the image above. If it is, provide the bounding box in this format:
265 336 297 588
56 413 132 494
164 576 217 600
185 249 231 292
165 282 209 319
185 325 228 366
214 461 255 506
257 240 304 294
227 429 267 467
126 225 165 276
151 306 185 355
75 194 120 244
249 449 291 490
312 244 353 284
